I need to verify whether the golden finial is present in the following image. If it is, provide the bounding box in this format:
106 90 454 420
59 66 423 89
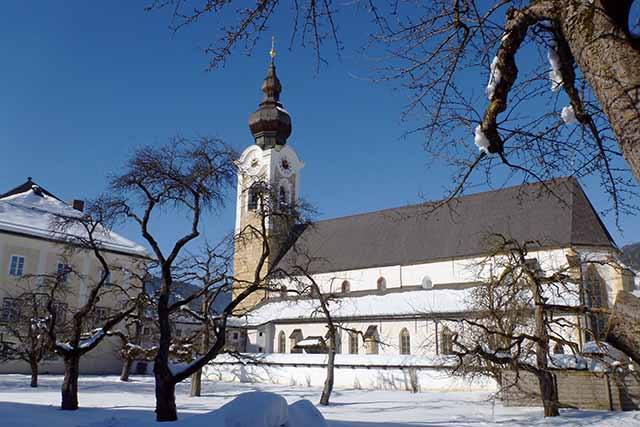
269 35 276 62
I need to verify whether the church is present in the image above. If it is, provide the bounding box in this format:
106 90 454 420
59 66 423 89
225 51 635 370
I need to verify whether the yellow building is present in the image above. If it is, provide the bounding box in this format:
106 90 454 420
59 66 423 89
0 178 149 374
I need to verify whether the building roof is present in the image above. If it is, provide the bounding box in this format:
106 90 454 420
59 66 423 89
275 177 614 274
235 287 470 327
235 282 581 327
0 180 148 257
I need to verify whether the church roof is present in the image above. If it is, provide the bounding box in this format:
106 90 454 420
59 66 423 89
275 177 614 274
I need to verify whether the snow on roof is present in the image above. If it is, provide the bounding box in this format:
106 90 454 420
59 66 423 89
295 337 325 348
0 189 148 257
235 283 582 327
235 287 472 326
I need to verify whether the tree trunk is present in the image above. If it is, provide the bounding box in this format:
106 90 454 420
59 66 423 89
61 353 80 410
532 279 559 417
537 370 560 417
319 326 336 406
120 357 133 382
190 369 202 397
154 360 177 422
154 286 178 422
29 358 39 388
320 349 335 405
561 1 640 183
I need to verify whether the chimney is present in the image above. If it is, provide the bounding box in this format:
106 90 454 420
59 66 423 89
71 199 85 212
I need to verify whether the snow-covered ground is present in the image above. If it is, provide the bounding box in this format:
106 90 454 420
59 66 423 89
1 374 639 426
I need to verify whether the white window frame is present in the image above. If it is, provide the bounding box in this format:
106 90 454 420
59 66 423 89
56 262 70 283
9 255 25 277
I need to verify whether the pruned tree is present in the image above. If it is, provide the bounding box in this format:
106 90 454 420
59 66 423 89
110 290 157 382
147 0 640 219
277 248 340 406
446 235 618 417
104 137 309 421
43 201 148 410
0 291 55 387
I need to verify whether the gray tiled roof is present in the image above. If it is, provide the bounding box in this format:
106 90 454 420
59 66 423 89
275 177 614 274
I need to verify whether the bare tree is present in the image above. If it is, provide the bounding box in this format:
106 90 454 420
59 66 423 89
43 202 148 410
105 138 309 421
446 235 617 417
280 252 339 406
146 1 640 219
0 291 54 387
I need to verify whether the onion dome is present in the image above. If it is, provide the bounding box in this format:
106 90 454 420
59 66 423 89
248 39 292 149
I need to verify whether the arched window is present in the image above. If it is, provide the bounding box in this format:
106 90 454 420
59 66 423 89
325 328 342 354
421 276 433 289
399 328 411 355
278 186 288 209
440 326 454 355
377 277 386 291
364 325 379 355
247 183 261 211
341 280 350 294
278 331 286 353
583 266 609 341
279 285 287 299
290 329 303 354
349 332 359 354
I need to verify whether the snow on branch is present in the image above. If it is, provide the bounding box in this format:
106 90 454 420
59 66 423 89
485 56 502 100
474 125 490 153
561 105 577 125
547 46 563 92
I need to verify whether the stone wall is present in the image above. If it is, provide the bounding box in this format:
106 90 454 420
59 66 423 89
502 369 640 411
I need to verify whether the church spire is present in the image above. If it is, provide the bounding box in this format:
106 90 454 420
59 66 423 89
248 38 292 149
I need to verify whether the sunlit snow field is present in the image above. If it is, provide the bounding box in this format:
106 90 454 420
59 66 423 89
0 374 639 426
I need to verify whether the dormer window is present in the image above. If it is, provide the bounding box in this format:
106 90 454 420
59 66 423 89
421 276 433 289
341 280 350 294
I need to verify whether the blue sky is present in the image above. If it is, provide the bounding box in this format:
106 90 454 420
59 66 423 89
1 1 637 252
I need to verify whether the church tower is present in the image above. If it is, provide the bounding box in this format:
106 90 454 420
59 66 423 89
233 43 304 312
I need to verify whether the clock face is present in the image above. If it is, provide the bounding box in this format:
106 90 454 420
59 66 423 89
245 152 261 175
278 155 294 177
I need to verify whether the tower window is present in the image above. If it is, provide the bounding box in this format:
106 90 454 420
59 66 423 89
377 277 386 291
278 186 288 209
247 186 259 211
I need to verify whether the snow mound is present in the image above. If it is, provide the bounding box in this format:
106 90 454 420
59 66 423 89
178 392 326 427
284 400 327 427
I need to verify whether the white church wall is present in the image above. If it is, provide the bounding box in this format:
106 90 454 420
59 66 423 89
284 247 575 296
262 319 454 357
203 354 496 393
